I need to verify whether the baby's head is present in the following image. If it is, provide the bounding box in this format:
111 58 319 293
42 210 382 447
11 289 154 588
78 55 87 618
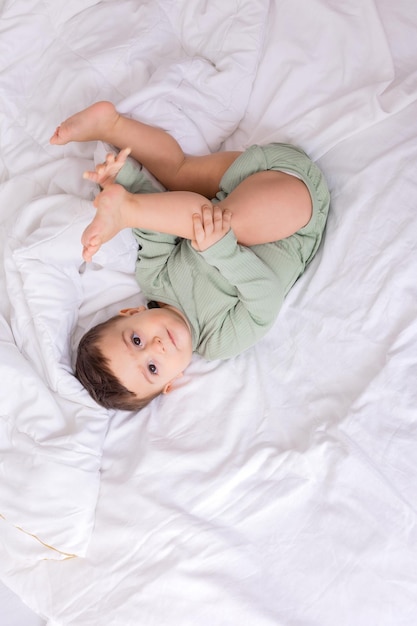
75 304 193 411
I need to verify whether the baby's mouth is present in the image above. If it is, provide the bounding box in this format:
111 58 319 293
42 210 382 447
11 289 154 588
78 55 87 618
167 329 176 348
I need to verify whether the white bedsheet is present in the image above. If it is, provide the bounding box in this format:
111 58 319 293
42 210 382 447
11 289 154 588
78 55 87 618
1 1 416 625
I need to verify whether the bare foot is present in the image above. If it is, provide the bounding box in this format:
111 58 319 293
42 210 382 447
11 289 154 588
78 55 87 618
50 101 120 145
81 184 131 262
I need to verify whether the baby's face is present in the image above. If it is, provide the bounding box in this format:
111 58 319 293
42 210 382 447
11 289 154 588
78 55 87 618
99 305 193 399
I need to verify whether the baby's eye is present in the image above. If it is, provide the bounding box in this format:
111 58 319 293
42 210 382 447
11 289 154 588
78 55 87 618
148 363 158 375
131 333 142 347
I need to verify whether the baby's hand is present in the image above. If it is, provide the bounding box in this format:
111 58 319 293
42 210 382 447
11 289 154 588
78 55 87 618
83 147 131 188
191 204 232 252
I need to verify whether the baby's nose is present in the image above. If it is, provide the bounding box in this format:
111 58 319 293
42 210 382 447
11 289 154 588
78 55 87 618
152 336 165 352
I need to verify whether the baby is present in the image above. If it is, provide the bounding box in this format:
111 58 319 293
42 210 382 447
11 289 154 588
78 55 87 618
50 102 330 411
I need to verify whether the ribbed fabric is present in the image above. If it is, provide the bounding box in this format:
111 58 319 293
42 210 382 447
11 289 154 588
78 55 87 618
116 143 330 360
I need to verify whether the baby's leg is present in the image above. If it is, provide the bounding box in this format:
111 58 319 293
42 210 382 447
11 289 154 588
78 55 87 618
217 170 313 245
81 169 312 263
50 101 241 198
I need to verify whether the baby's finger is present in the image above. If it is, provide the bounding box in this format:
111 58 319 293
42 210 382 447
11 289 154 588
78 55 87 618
201 204 214 233
222 208 233 230
83 170 100 182
212 205 224 230
192 212 204 244
117 147 131 163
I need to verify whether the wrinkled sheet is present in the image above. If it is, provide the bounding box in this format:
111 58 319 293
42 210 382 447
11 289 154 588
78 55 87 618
1 0 417 625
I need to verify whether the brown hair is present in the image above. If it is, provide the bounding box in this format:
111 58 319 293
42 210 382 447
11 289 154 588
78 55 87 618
75 316 161 411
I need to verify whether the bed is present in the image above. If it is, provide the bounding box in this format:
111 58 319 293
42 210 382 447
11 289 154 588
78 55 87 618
1 1 416 625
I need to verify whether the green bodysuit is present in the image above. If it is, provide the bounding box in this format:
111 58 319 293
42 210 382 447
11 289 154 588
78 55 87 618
116 143 330 360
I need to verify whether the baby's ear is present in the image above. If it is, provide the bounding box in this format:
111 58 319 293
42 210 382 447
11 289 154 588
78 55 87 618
162 373 184 394
119 306 146 316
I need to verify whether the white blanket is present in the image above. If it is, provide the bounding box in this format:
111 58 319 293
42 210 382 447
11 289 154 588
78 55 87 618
1 1 417 625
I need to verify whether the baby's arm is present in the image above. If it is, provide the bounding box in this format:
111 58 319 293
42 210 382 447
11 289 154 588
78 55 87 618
197 234 286 359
